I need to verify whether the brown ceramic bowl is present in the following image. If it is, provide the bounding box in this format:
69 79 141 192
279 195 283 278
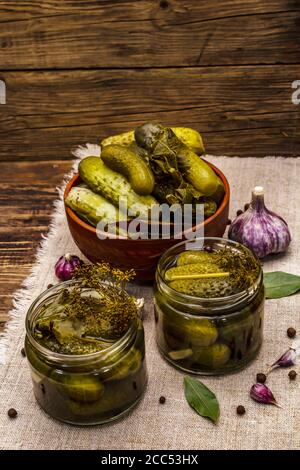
64 160 230 280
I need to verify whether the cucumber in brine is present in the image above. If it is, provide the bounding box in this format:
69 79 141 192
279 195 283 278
66 186 128 236
78 156 158 218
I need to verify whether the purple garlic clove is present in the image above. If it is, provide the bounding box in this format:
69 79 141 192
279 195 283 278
268 347 297 373
228 186 291 258
250 383 281 407
55 253 83 281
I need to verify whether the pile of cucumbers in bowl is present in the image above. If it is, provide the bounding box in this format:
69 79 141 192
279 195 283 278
66 122 225 235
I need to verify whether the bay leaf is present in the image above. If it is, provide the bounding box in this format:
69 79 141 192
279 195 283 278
264 271 300 299
184 376 220 424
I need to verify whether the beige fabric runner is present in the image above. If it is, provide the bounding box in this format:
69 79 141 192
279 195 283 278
1 156 299 450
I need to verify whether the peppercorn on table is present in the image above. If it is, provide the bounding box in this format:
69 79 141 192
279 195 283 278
0 156 300 450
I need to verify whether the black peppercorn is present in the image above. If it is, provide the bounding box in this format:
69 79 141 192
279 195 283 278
236 209 243 216
159 396 166 404
256 373 267 384
47 283 53 289
227 219 232 225
21 347 26 357
7 408 18 419
236 405 246 415
244 203 250 211
287 327 296 338
288 370 297 380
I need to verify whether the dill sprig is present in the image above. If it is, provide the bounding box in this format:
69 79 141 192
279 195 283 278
73 262 136 289
34 263 139 353
64 262 138 339
212 245 261 294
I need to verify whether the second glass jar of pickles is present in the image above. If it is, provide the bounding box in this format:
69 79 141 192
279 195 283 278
154 238 264 375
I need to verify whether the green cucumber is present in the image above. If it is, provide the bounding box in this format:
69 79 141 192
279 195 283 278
177 250 218 266
172 127 205 155
66 186 128 236
192 344 231 369
101 145 155 195
78 157 158 218
101 127 205 155
165 263 224 282
101 130 134 148
177 148 219 196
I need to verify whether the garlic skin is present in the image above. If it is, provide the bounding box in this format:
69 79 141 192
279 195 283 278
228 186 291 258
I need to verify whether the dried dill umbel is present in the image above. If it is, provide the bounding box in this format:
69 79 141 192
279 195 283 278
34 262 139 354
73 262 136 289
214 245 261 293
67 263 137 338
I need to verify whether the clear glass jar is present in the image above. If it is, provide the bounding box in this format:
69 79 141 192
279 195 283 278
25 281 147 425
154 238 264 375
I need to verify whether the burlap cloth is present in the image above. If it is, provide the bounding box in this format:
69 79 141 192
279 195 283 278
1 156 299 450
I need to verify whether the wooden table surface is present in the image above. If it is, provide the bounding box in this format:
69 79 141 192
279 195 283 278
0 0 299 329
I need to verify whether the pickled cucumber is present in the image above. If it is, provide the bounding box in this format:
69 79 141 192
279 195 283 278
164 317 218 347
165 262 224 282
169 278 238 298
101 126 205 154
173 127 205 155
105 348 142 381
177 147 218 196
66 186 128 232
101 145 155 196
177 250 217 266
79 156 158 217
53 373 105 403
210 176 225 205
192 344 231 369
101 130 134 148
66 376 143 417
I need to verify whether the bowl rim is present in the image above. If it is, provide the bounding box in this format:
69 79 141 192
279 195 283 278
64 158 230 242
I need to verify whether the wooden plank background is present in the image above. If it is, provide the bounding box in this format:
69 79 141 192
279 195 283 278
0 0 300 328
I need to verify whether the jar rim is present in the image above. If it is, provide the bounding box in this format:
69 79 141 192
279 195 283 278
25 279 137 364
156 237 263 313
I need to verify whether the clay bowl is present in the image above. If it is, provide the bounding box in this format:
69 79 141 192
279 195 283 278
64 160 230 281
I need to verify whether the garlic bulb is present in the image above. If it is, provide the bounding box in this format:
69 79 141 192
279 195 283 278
228 186 291 258
55 254 83 281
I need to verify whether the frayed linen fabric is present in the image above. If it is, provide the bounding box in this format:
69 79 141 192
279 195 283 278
1 152 300 450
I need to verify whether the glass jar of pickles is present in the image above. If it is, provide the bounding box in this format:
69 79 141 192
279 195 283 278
25 279 147 425
154 238 264 375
